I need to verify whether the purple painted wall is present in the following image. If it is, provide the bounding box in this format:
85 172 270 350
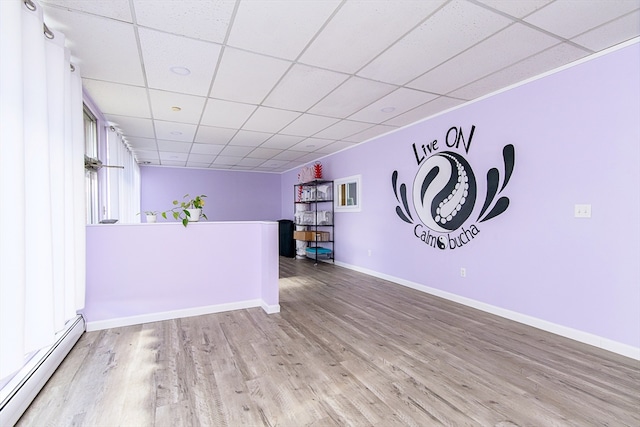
281 43 640 350
142 167 282 222
84 221 279 328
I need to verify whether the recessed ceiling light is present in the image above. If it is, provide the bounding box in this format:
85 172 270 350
170 66 191 76
381 107 396 113
307 144 316 148
170 131 182 135
171 106 182 112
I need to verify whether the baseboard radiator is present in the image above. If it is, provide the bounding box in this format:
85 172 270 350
0 315 85 426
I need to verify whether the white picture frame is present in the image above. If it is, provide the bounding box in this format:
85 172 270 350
334 175 361 212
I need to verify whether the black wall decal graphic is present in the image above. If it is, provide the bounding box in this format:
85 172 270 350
392 125 515 251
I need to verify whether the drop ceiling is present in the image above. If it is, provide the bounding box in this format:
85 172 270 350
40 0 640 172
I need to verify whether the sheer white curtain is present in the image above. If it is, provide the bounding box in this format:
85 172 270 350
106 127 141 223
0 0 85 380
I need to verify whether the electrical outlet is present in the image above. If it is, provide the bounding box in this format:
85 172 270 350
460 268 466 277
574 204 592 218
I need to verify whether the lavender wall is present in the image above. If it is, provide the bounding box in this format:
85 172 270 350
84 221 279 330
142 167 281 222
282 43 640 351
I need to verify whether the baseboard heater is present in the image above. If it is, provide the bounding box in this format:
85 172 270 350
0 314 85 426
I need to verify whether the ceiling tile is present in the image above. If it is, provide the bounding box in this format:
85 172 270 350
227 0 341 60
348 88 439 123
313 120 373 140
357 0 512 85
344 124 397 143
300 0 444 73
248 147 283 159
157 140 192 153
105 115 155 138
236 158 266 167
571 10 640 52
194 125 237 145
242 107 301 133
449 43 589 100
260 159 289 168
190 143 225 155
211 47 291 104
161 160 187 167
186 153 215 163
154 121 197 142
383 96 465 127
186 162 212 168
160 151 189 161
260 135 305 150
314 140 357 154
83 79 150 118
476 0 553 19
309 77 396 118
42 6 144 85
280 114 340 137
148 89 206 124
133 150 159 161
219 145 255 157
138 28 220 96
213 156 243 166
42 0 133 21
125 136 157 151
408 23 560 94
289 138 334 153
294 152 327 163
228 130 272 147
272 150 307 161
263 64 349 111
200 99 256 128
525 0 640 39
133 0 235 43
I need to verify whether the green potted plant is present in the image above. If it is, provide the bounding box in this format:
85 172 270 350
162 194 208 227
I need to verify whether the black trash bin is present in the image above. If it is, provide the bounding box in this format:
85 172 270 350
278 219 295 258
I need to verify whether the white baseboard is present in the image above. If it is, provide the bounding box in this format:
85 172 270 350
335 261 640 361
261 302 280 314
86 299 277 331
0 315 85 427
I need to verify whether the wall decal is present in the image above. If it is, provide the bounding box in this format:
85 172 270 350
392 126 515 250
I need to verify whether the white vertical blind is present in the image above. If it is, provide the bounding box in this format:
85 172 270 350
0 0 85 380
106 127 141 223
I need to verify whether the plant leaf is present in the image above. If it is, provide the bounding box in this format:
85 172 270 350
182 218 188 227
479 196 509 222
478 168 499 220
400 183 413 221
391 170 399 202
395 206 412 224
500 144 515 192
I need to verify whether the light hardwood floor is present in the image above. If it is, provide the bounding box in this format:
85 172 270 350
18 258 640 426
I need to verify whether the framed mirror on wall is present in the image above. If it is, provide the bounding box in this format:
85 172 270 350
334 175 361 212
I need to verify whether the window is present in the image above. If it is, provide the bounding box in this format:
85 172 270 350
83 106 98 224
334 175 361 212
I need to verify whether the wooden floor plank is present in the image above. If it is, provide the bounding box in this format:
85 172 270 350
17 257 640 427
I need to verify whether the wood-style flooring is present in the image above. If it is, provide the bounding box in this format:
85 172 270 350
18 257 640 426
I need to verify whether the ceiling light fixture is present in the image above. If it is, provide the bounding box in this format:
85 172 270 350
381 107 396 113
171 106 182 112
170 131 182 135
169 66 191 76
